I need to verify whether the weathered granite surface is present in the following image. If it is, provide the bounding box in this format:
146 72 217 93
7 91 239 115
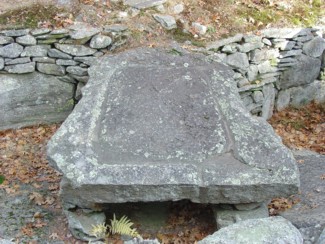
198 216 303 244
0 72 74 130
47 48 299 209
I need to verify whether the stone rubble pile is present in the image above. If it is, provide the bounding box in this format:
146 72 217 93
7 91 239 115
0 22 129 101
206 27 325 119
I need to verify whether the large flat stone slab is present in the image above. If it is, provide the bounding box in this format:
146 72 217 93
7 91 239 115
0 72 74 130
47 48 299 209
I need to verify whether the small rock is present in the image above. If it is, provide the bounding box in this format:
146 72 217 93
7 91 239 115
258 60 279 74
1 29 30 37
207 34 243 51
221 44 238 54
262 38 272 46
66 66 88 76
0 58 4 70
249 49 280 63
55 44 97 56
51 29 69 35
153 14 177 30
56 59 79 66
226 52 249 70
0 36 14 45
65 210 106 241
191 22 207 35
0 43 24 58
90 34 112 49
16 35 37 46
30 28 51 36
155 4 165 13
33 57 56 64
118 11 129 18
173 3 184 14
21 45 50 57
48 48 73 59
4 62 35 74
74 57 97 66
69 22 101 41
37 63 66 76
5 57 31 65
276 89 291 111
124 0 167 9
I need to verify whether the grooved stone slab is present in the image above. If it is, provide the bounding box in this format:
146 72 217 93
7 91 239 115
47 48 299 208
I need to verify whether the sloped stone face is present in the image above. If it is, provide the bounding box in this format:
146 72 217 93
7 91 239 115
0 72 74 130
47 48 299 209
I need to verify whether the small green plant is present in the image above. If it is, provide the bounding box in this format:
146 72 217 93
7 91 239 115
90 214 140 241
0 175 5 184
90 222 108 240
109 214 139 237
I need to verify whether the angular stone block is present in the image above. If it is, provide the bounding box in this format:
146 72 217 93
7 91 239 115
0 72 74 130
47 48 299 209
279 54 321 89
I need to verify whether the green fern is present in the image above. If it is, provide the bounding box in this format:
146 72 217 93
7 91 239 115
108 214 139 237
89 222 108 239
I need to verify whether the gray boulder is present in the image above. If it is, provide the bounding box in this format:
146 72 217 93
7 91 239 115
47 48 299 210
54 44 97 56
198 216 303 244
0 72 74 130
279 54 321 89
16 35 37 46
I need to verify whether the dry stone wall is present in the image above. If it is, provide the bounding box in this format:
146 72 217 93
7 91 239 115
0 25 324 130
207 27 325 119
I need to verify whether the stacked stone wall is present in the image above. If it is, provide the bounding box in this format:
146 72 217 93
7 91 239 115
0 25 324 129
207 27 325 119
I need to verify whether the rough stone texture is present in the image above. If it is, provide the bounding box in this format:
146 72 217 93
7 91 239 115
90 34 112 49
280 152 325 244
207 34 243 51
48 48 72 59
5 57 30 65
288 80 325 107
261 28 312 39
33 57 56 64
47 48 299 209
213 203 269 229
65 210 106 241
16 35 37 46
0 72 74 130
124 0 166 9
0 36 14 45
4 62 35 74
234 202 264 211
0 43 24 58
302 37 325 58
279 54 321 89
55 44 97 56
37 63 66 76
21 45 50 57
69 22 101 44
276 89 291 111
198 217 303 244
226 52 249 70
316 228 325 244
56 59 79 66
0 58 4 70
261 84 276 119
66 66 88 76
152 14 177 30
1 29 30 37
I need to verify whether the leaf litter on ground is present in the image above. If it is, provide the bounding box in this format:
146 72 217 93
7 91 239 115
0 102 324 242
